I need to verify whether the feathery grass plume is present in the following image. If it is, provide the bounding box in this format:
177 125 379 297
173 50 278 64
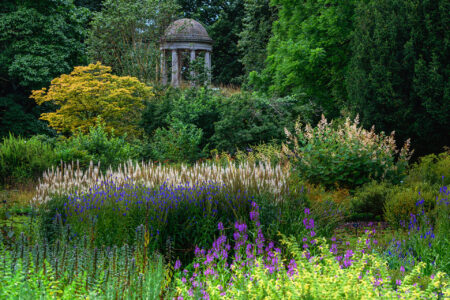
33 160 289 205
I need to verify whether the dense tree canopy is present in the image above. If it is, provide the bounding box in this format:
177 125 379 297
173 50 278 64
347 0 450 156
253 0 356 117
178 0 246 85
238 0 276 79
0 0 89 137
87 0 180 84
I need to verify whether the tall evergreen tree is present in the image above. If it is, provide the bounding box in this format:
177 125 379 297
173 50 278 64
347 0 449 156
75 0 104 11
238 0 276 78
177 0 245 85
253 0 357 117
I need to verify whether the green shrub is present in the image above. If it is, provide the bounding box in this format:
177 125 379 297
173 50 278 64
351 181 392 220
234 143 285 165
405 151 450 186
141 88 317 159
0 134 56 186
212 93 311 153
383 183 437 227
54 121 141 171
149 118 204 163
141 87 220 154
382 184 450 274
283 115 412 190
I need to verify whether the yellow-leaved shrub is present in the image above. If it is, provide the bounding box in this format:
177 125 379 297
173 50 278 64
31 62 153 139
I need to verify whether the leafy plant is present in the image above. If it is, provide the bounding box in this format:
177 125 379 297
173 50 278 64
283 115 412 189
383 183 436 228
54 120 141 171
351 181 392 220
0 134 55 186
405 151 450 186
150 118 204 163
30 62 153 139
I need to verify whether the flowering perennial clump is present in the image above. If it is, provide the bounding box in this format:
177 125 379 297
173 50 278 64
33 160 289 205
172 202 449 299
283 115 412 188
58 180 254 247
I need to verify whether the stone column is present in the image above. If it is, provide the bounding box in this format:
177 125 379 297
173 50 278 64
205 51 211 85
190 50 196 86
171 49 179 87
161 51 167 85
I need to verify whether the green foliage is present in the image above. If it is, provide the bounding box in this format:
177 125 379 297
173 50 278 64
0 0 89 91
172 228 449 299
0 0 89 139
383 183 436 227
141 88 311 156
351 181 392 221
37 194 67 243
75 0 103 11
141 87 219 154
347 0 450 156
383 150 450 227
405 151 450 186
176 0 246 84
382 184 450 274
238 0 275 81
208 0 245 85
256 189 345 244
54 120 141 171
31 62 153 139
0 94 55 138
150 118 204 163
87 0 180 83
212 93 314 153
234 143 284 166
57 182 246 262
284 116 412 190
253 0 357 117
0 236 166 299
0 134 55 186
187 56 209 87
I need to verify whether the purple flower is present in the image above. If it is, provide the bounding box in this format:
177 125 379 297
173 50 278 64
250 210 259 221
400 266 405 273
218 222 224 231
174 259 181 270
238 223 247 233
305 208 310 215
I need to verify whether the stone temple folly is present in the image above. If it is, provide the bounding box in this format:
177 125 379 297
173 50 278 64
160 18 213 87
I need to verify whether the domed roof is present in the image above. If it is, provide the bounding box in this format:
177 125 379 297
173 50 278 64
164 19 212 44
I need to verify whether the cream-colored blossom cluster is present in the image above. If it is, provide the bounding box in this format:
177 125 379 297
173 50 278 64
32 160 290 205
283 115 413 167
